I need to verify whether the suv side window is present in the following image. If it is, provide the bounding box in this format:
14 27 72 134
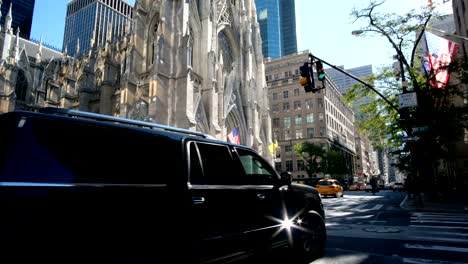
235 148 277 185
190 142 240 185
0 115 173 184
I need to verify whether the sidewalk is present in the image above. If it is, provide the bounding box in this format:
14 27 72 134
400 193 468 213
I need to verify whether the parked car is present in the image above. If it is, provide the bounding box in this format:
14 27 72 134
349 184 359 191
316 179 344 198
393 182 405 192
0 108 326 263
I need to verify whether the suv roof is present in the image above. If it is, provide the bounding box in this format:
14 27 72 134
38 107 210 138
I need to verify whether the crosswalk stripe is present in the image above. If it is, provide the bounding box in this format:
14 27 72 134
404 243 468 253
411 236 468 243
403 257 468 264
411 220 468 225
409 225 468 230
411 217 468 222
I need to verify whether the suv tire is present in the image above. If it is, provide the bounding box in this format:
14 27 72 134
291 212 326 263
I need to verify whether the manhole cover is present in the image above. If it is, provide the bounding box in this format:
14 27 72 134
363 227 401 233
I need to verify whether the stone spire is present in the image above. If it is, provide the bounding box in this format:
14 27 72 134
36 35 43 63
0 0 3 32
12 27 19 62
4 2 12 34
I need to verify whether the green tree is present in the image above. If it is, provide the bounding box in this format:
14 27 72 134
345 1 468 192
294 142 350 178
294 142 325 178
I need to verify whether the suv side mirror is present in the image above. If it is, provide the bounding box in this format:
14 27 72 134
279 172 292 186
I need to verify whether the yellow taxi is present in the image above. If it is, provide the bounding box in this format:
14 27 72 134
316 179 344 198
348 182 365 191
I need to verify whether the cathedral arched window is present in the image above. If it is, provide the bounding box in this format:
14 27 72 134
187 28 193 68
218 31 233 72
148 21 158 66
15 70 28 102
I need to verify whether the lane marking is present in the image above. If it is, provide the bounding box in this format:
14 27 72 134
409 225 468 230
403 257 468 264
404 244 468 253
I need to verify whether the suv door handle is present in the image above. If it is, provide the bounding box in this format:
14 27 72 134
192 196 205 205
256 194 266 200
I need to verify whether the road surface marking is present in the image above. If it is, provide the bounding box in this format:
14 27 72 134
404 244 468 253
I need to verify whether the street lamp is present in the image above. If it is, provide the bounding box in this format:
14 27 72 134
351 30 365 36
351 29 408 92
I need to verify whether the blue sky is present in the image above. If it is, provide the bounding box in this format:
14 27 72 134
31 0 422 70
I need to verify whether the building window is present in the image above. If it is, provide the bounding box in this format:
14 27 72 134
272 104 279 112
283 102 290 111
282 79 289 85
284 117 291 128
273 130 280 141
273 93 279 100
285 145 292 154
297 160 304 171
283 90 289 99
295 69 299 75
273 118 280 128
307 128 314 138
318 98 323 108
295 115 302 125
320 127 325 136
286 160 293 172
296 129 303 139
305 99 313 109
285 130 291 140
294 100 301 110
306 114 314 124
274 73 280 80
319 113 324 122
272 82 278 87
294 89 300 97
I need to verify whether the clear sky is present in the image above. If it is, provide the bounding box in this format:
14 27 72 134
30 0 423 70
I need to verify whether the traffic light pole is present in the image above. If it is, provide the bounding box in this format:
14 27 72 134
309 53 399 113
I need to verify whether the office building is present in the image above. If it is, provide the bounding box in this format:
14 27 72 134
265 51 356 181
63 0 133 56
0 0 35 39
325 65 373 94
255 0 297 59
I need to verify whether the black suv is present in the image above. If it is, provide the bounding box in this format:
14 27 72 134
0 108 325 263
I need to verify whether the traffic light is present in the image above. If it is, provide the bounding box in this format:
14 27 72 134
299 62 315 93
315 60 325 82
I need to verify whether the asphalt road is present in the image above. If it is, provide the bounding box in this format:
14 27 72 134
312 190 468 264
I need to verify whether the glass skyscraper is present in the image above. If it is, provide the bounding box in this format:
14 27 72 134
0 0 35 39
255 0 297 59
63 0 133 57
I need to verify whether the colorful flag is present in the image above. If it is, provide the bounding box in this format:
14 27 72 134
228 128 240 144
268 140 279 154
424 31 458 89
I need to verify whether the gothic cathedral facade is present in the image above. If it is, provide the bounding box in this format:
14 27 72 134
0 0 273 158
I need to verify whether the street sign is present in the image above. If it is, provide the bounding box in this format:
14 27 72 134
412 126 429 133
398 92 418 109
402 136 420 142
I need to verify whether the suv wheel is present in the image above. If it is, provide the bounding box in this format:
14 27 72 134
292 213 326 263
